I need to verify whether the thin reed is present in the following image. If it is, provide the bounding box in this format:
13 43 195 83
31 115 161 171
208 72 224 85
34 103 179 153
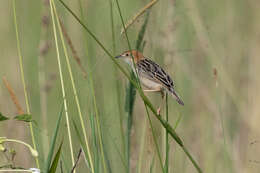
12 0 39 168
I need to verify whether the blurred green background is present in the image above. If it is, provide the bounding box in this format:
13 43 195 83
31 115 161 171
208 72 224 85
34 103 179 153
0 0 258 172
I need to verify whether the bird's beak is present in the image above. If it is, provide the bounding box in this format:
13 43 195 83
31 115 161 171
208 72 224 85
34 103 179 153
115 55 122 59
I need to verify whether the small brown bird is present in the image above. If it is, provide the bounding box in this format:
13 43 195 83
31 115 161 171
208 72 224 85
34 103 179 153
115 50 184 113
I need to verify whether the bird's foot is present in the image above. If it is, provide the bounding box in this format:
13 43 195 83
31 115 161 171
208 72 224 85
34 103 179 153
157 107 161 115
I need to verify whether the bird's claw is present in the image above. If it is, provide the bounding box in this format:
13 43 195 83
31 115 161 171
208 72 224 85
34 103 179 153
157 107 161 115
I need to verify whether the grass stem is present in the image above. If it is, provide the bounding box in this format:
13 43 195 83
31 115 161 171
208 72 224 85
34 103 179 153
12 0 39 168
52 2 95 173
49 0 75 170
120 0 158 34
144 106 164 172
164 94 169 172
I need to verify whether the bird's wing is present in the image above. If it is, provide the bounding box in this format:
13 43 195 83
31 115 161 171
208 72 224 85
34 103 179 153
137 58 175 91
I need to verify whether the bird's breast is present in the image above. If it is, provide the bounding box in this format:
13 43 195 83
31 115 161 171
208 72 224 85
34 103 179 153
139 76 162 90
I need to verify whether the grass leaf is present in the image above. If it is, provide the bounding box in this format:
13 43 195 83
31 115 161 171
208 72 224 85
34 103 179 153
49 141 63 173
13 114 32 122
89 114 98 172
136 9 150 51
124 74 137 114
0 112 9 121
45 103 64 172
149 156 155 173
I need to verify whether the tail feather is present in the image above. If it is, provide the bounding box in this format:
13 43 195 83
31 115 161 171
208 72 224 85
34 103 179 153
170 90 184 106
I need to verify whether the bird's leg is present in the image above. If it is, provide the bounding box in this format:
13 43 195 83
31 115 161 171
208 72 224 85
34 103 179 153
157 91 165 115
142 88 165 114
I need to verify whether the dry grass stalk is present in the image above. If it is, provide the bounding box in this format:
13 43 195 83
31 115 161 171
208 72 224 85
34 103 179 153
120 0 158 34
2 77 24 114
70 148 82 173
58 17 87 78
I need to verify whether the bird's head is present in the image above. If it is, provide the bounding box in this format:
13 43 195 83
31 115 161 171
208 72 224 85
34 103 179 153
115 50 144 65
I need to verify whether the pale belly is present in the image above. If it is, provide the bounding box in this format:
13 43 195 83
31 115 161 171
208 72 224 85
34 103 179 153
140 76 162 90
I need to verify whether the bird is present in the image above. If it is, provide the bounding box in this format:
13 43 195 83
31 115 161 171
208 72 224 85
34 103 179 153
115 50 184 114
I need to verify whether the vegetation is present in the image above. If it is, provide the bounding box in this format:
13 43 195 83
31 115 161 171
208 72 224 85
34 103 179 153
0 0 256 173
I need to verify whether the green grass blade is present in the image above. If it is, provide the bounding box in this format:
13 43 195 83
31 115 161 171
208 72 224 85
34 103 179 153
101 134 112 173
183 146 203 173
89 114 99 173
149 156 155 173
136 10 150 51
13 114 33 122
0 112 9 121
125 71 136 173
124 73 137 114
164 94 169 173
144 106 164 172
49 142 63 173
45 103 64 172
12 0 39 168
109 0 116 54
173 112 182 130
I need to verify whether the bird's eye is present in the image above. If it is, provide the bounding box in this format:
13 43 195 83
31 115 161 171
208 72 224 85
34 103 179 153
125 53 129 56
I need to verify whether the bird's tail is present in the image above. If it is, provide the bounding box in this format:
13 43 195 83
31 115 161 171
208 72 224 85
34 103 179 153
169 89 184 106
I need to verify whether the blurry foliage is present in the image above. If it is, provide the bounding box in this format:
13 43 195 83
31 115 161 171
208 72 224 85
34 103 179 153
0 0 257 173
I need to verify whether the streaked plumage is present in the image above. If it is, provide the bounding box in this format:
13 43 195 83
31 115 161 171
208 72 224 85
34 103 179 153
115 50 184 106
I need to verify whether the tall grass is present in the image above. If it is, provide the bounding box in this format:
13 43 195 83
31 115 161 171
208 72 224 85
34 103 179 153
0 0 254 173
52 2 96 172
49 1 75 170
